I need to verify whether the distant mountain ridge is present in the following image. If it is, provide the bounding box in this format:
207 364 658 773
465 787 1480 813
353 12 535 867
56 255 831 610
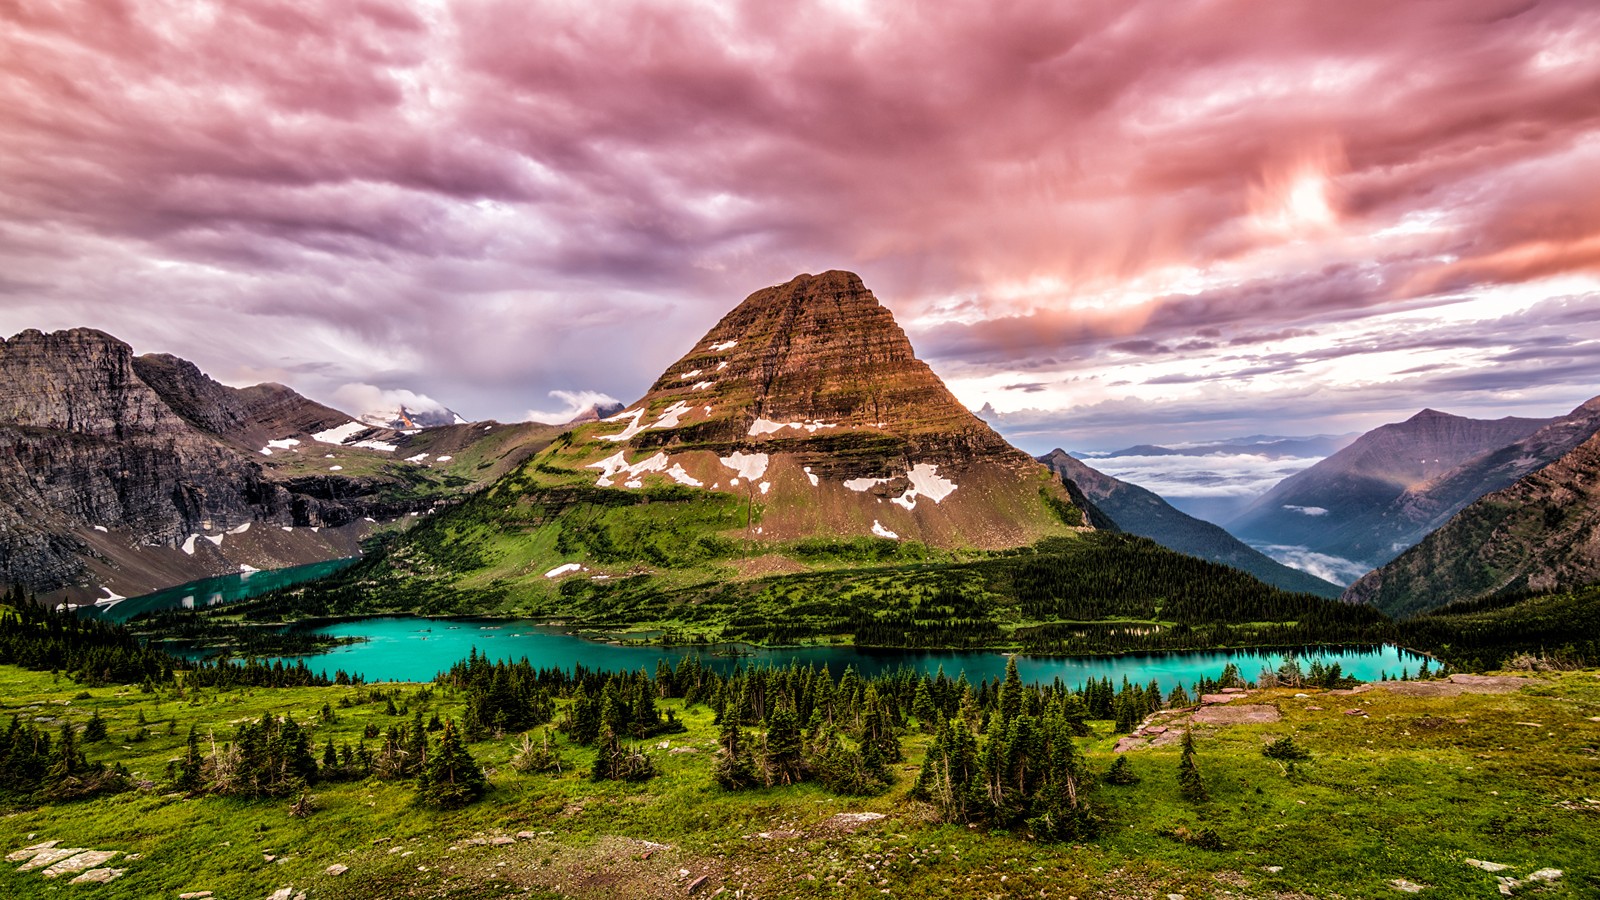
1040 450 1342 597
1227 408 1557 578
1345 417 1600 617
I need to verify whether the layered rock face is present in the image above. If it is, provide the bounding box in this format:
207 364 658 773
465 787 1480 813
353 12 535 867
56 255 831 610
1345 424 1600 617
0 329 469 602
619 270 1031 469
561 271 1083 549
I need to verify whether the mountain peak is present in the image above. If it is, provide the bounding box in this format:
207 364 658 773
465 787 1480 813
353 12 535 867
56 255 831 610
548 271 1082 550
1406 407 1460 422
613 270 1020 466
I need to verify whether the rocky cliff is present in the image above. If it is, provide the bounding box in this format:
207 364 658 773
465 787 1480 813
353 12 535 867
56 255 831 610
1343 424 1600 617
0 328 556 605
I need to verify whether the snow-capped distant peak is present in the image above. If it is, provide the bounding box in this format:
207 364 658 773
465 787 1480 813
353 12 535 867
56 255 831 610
358 403 464 431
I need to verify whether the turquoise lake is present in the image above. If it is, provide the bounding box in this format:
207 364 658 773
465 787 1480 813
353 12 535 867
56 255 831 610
83 557 360 624
262 615 1427 690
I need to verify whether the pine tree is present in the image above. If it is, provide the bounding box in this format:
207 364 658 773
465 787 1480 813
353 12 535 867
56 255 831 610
1178 730 1207 802
999 657 1024 724
83 711 108 743
912 717 979 823
566 683 601 746
912 679 939 732
761 707 805 787
713 719 756 790
416 720 486 808
1104 754 1139 785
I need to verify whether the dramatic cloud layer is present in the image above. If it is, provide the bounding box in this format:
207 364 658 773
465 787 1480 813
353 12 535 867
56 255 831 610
2 0 1598 445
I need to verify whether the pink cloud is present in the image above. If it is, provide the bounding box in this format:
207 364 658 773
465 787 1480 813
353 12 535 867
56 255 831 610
0 0 1597 435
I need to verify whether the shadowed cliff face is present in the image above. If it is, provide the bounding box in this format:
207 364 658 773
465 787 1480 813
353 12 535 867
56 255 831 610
0 329 516 601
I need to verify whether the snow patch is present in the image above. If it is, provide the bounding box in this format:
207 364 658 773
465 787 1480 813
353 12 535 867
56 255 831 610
710 340 738 351
261 438 301 456
649 400 692 430
1283 505 1329 517
666 464 703 487
312 422 367 445
436 455 453 462
587 450 670 487
406 453 429 463
180 535 198 555
329 465 343 471
599 409 647 442
228 522 251 535
844 464 958 510
281 526 294 532
749 418 838 436
95 586 126 607
716 361 728 371
759 482 770 495
349 440 397 452
691 381 714 391
890 463 959 511
239 564 259 575
204 534 225 547
679 369 702 380
804 466 819 487
719 451 769 481
544 563 584 579
872 520 899 540
92 525 108 533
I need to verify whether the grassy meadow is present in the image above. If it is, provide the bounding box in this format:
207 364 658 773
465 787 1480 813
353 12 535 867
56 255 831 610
2 664 1597 899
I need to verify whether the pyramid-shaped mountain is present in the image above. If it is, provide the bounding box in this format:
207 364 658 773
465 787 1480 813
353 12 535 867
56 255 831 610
553 271 1083 548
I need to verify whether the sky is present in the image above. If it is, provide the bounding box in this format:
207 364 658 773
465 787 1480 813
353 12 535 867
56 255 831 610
3 0 1600 451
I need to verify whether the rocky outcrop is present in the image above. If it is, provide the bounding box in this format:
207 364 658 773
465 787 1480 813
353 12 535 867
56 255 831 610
133 352 351 446
0 328 516 603
1228 408 1556 575
1041 450 1341 597
1344 426 1600 617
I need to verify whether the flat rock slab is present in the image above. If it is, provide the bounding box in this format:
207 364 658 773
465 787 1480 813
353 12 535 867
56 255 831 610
1390 877 1427 893
18 847 89 871
1193 704 1281 725
43 850 119 877
820 812 885 833
6 841 60 862
70 868 123 884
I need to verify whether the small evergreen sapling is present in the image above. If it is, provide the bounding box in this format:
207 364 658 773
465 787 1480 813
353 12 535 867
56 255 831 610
1177 730 1207 802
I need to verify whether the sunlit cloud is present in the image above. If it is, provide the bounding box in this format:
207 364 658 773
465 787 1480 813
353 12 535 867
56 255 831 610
0 0 1597 442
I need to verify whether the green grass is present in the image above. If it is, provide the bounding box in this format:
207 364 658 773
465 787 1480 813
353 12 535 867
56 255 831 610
3 665 1598 898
